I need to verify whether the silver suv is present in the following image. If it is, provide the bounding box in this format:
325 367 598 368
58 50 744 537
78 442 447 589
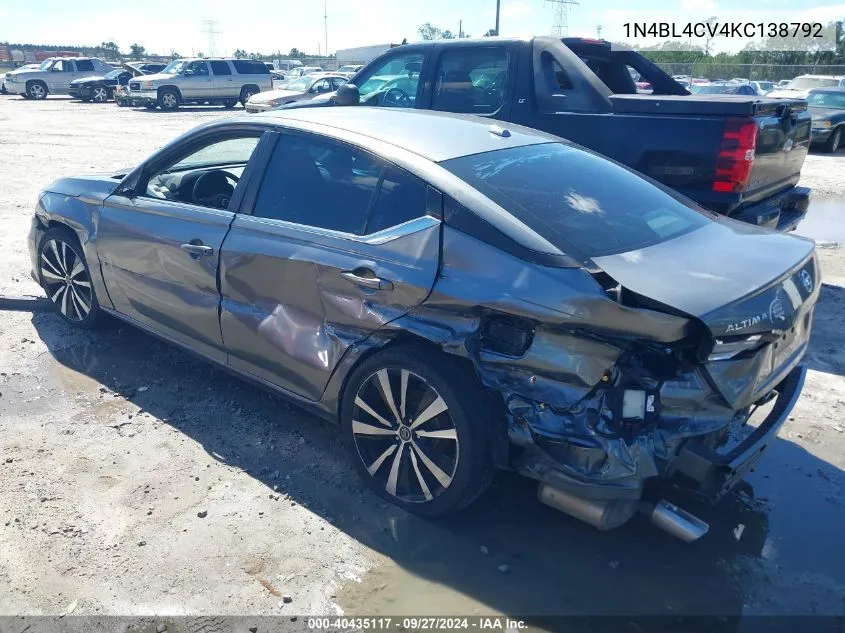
5 57 113 100
129 58 272 110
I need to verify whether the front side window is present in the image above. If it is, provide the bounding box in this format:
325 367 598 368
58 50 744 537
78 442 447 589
355 52 424 107
185 61 209 76
442 143 710 263
210 61 232 76
330 76 348 90
807 91 845 108
52 60 73 72
432 47 508 114
143 134 261 210
252 134 381 234
76 59 94 72
311 78 331 93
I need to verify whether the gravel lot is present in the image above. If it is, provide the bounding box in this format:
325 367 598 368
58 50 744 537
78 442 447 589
1 96 844 623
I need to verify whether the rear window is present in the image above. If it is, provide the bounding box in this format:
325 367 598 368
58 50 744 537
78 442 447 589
232 60 270 75
442 143 710 262
76 59 94 72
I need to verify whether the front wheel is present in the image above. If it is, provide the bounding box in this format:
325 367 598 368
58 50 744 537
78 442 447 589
91 85 110 103
341 347 493 517
223 100 238 109
825 127 841 153
158 88 180 110
27 81 47 100
37 228 106 328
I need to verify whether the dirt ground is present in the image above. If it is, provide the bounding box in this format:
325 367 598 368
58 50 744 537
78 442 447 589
0 96 844 624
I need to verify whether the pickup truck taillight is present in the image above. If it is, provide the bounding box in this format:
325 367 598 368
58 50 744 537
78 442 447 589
712 117 757 193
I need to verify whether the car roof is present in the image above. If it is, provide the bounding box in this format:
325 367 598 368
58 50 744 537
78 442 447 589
809 87 845 93
248 107 558 162
795 74 844 79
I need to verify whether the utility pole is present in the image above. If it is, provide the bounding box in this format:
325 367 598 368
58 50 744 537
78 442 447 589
201 19 222 57
545 0 579 37
495 0 500 35
459 19 463 38
596 24 603 39
324 0 329 57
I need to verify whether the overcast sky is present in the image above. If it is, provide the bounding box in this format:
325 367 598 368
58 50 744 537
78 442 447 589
1 0 843 56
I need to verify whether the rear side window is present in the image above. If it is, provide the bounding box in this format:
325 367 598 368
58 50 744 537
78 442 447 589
232 60 270 75
76 59 94 72
210 61 232 75
366 167 428 233
252 134 381 234
442 143 710 262
432 47 508 114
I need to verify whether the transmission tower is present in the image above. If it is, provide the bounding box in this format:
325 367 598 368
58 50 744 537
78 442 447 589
201 19 222 57
545 0 579 37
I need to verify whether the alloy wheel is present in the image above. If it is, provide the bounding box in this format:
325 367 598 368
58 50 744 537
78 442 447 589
40 238 93 322
351 368 459 503
92 86 109 102
29 83 46 99
162 93 177 108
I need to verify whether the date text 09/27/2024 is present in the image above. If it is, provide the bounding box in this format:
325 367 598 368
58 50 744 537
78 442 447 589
306 617 527 630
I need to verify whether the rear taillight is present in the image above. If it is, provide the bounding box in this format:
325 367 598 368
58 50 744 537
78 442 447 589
712 117 757 193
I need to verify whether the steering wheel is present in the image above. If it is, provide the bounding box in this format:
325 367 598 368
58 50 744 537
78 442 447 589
192 170 239 209
382 87 411 108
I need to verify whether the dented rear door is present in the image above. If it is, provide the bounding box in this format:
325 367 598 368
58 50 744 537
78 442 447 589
219 133 441 401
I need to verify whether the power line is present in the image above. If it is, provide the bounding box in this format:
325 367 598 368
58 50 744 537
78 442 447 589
201 19 222 57
545 0 579 37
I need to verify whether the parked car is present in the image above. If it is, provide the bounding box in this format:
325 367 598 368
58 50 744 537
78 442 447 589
4 57 113 99
28 107 818 540
245 73 347 112
286 66 323 79
69 63 166 103
776 79 791 87
751 81 774 94
298 36 813 231
690 82 758 95
807 87 845 153
336 64 364 77
128 57 272 110
767 74 845 99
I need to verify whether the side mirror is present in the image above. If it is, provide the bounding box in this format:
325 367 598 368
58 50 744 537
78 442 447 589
334 83 360 106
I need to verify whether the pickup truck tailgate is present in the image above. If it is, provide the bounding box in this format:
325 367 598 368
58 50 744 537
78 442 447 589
608 94 810 221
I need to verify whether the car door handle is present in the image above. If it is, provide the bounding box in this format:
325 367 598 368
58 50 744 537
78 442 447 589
181 242 213 257
341 270 393 290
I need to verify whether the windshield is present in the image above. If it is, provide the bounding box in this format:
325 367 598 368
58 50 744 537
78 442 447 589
161 60 187 74
38 59 54 71
358 76 392 95
282 77 312 92
788 77 840 90
104 69 124 80
443 143 710 262
807 91 845 109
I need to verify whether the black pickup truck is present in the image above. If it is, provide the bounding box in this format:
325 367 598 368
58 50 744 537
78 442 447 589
306 37 812 231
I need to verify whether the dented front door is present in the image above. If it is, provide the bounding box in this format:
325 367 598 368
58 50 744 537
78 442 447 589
219 216 441 401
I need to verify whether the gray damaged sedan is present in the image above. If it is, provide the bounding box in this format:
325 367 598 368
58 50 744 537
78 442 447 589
28 109 818 541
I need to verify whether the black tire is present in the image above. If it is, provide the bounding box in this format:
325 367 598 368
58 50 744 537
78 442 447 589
223 100 238 109
158 88 180 110
824 126 841 153
37 227 106 329
144 103 158 110
91 84 111 103
341 346 494 517
239 86 258 106
26 80 47 100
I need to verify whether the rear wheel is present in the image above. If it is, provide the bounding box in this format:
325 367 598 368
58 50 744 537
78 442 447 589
91 85 110 103
27 80 47 100
825 126 841 153
341 347 493 517
239 86 258 106
37 228 106 329
223 100 238 109
158 88 180 110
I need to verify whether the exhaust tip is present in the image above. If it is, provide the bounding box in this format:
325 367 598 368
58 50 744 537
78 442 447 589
651 499 709 542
